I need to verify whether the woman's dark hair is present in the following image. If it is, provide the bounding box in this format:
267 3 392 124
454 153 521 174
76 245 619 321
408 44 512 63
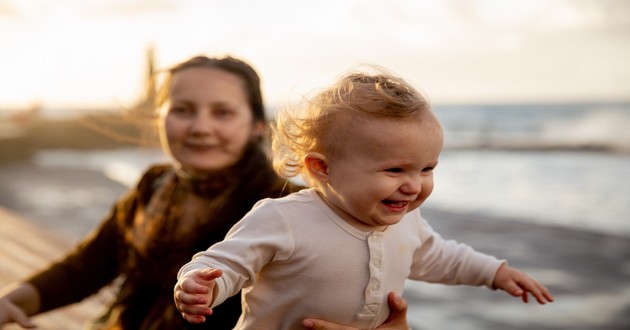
157 55 266 122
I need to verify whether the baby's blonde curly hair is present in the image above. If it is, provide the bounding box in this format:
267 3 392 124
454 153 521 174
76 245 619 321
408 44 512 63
271 66 433 185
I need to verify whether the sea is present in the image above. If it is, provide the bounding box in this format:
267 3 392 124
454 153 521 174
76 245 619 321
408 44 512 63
26 102 630 237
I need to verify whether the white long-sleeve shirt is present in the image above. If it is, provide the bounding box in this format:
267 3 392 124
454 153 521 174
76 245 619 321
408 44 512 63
178 188 504 329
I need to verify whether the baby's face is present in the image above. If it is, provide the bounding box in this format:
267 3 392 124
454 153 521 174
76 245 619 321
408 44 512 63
320 116 443 231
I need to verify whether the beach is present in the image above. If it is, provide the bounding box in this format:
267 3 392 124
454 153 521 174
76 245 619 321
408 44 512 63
2 103 630 329
1 153 629 330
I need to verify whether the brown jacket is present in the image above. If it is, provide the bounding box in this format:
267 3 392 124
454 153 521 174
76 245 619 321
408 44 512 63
28 147 300 329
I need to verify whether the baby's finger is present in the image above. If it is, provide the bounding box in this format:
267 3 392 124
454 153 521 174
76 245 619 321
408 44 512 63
182 312 208 324
531 284 554 304
180 277 210 295
179 303 213 318
519 278 554 304
197 268 223 282
174 288 209 306
521 291 529 303
543 290 555 303
502 281 525 298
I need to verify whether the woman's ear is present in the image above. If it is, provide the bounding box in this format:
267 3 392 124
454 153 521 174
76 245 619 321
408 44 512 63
304 152 329 183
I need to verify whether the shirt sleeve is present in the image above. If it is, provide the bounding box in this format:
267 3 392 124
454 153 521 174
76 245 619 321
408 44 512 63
178 199 295 307
408 214 505 288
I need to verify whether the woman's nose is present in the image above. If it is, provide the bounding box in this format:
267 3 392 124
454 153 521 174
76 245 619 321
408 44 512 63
190 111 215 135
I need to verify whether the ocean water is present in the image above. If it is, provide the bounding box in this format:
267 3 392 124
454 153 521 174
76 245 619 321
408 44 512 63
30 102 630 237
425 149 630 236
427 102 630 236
434 102 630 152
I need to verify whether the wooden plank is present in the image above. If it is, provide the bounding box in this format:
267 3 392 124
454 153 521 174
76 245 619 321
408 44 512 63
0 207 110 330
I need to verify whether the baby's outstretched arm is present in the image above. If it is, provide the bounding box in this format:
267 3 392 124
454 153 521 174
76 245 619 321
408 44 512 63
493 263 554 304
173 268 222 324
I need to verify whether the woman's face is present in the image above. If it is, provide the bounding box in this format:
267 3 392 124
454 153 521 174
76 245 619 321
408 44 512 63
159 67 263 173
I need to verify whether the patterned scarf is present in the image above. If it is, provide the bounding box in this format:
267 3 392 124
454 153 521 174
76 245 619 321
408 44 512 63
130 148 255 256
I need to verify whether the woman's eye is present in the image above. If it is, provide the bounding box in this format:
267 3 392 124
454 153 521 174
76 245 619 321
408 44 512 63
214 108 234 118
170 106 193 116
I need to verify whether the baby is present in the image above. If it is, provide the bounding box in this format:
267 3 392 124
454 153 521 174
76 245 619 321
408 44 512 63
174 67 554 329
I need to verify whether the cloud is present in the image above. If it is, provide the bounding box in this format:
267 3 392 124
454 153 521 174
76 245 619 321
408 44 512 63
1 0 629 108
83 0 179 16
0 0 18 16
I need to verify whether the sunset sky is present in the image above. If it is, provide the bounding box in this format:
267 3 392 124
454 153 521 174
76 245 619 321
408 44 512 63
1 0 629 111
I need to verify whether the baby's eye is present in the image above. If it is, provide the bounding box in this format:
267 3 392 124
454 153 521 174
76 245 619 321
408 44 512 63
385 168 403 173
421 166 435 173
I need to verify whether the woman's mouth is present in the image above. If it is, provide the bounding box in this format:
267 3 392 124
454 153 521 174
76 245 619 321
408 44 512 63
185 143 216 151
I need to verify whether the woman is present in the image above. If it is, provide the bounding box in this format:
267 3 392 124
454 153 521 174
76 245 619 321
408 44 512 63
0 55 409 329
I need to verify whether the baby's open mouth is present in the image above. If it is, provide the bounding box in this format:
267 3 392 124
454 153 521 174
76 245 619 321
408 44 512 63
382 200 408 208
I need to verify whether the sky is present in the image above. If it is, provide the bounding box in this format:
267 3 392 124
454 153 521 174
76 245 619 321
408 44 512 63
1 0 629 111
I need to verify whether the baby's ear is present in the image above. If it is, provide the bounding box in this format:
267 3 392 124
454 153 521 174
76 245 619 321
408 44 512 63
304 152 329 183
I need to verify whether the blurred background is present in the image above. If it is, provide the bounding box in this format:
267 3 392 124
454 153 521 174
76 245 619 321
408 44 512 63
1 0 629 329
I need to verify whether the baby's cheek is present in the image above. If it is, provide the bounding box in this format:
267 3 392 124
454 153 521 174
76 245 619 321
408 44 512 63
420 182 434 200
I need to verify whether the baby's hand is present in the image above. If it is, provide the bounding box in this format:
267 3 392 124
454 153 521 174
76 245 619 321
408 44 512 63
173 268 222 324
493 263 554 304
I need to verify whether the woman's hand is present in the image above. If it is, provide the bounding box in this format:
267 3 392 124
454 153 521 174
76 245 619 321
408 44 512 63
0 297 37 329
493 263 554 304
302 292 410 330
0 283 39 329
173 268 222 324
